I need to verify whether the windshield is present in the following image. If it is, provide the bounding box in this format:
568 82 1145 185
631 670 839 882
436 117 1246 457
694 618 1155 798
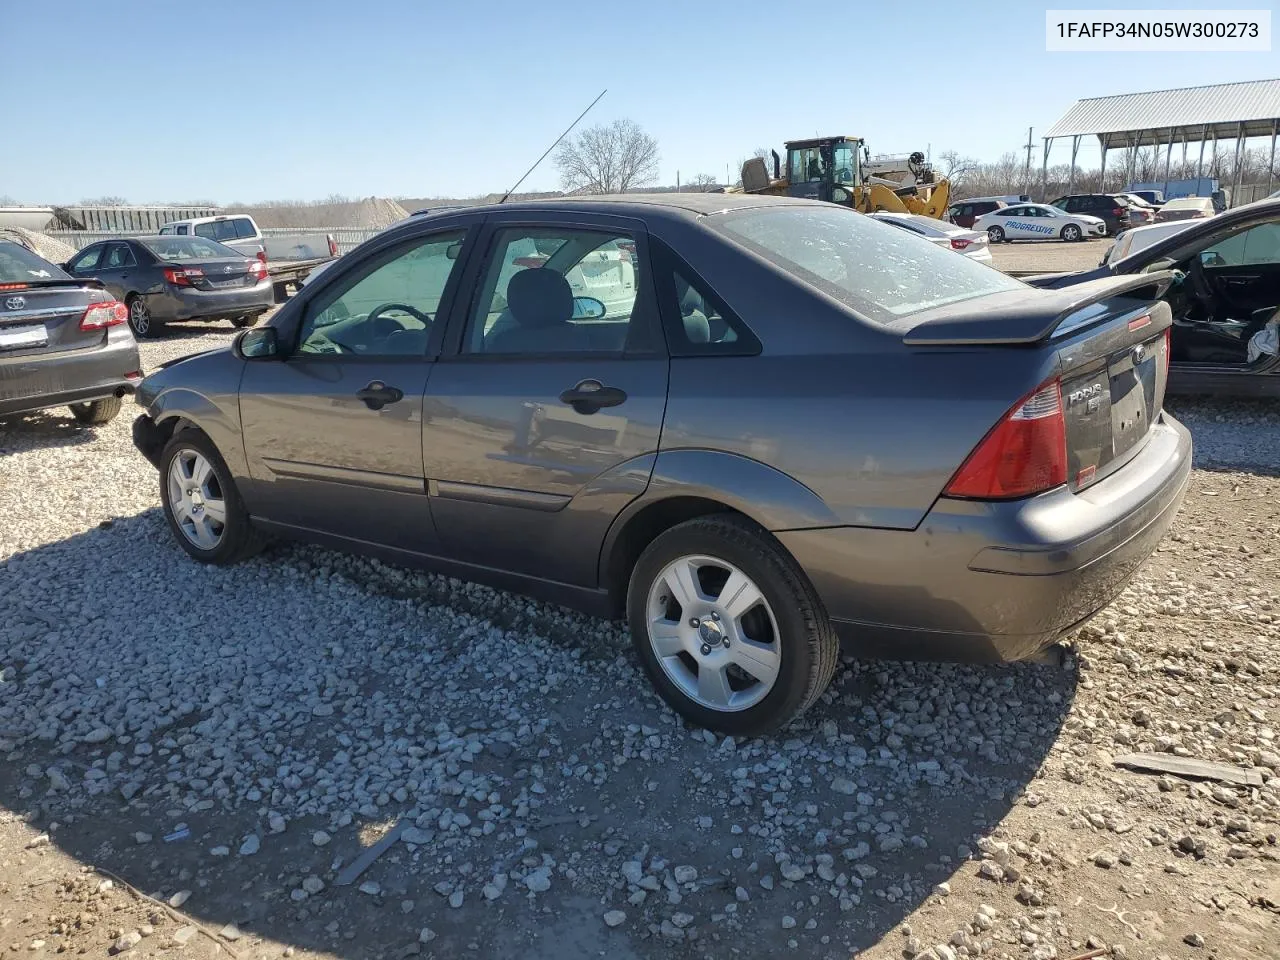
0 240 70 283
715 206 1023 322
140 236 241 261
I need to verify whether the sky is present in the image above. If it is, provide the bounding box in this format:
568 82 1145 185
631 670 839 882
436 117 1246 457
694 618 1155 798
2 0 1276 205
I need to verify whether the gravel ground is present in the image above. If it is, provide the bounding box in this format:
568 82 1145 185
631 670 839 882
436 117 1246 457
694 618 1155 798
1 325 1278 960
988 239 1109 276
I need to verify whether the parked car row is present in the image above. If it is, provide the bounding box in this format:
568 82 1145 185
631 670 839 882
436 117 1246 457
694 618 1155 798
131 194 1195 734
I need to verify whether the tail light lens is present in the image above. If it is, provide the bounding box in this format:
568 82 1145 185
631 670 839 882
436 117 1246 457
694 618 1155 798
1113 207 1125 216
0 282 29 291
247 259 268 282
80 300 128 330
163 266 204 287
950 238 973 250
328 235 338 257
944 379 1067 500
256 250 267 264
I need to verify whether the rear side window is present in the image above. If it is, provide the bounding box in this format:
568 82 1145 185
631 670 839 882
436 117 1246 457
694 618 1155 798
652 242 759 356
234 218 257 239
0 241 69 282
104 243 136 268
716 205 1023 323
177 225 189 235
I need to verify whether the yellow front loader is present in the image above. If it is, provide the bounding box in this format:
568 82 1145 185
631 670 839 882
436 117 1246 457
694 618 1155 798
731 137 951 219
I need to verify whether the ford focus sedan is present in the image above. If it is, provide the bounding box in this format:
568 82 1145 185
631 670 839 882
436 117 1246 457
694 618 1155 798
132 196 1191 735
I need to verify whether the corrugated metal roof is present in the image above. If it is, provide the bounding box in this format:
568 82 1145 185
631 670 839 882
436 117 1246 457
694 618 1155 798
1045 79 1280 148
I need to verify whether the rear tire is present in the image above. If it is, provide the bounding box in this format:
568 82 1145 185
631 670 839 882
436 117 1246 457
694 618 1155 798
626 514 839 736
231 312 262 329
1061 224 1082 242
126 295 161 339
158 430 266 565
987 225 1005 243
69 396 122 425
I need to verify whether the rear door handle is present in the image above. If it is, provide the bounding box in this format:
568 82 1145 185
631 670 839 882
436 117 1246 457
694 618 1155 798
559 379 627 414
355 380 403 410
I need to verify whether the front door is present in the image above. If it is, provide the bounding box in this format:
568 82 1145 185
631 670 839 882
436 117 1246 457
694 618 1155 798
93 242 138 301
424 219 669 588
239 228 472 553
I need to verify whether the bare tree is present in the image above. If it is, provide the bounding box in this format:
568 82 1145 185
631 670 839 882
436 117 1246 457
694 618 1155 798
78 196 129 206
555 119 660 194
0 195 16 206
686 173 720 193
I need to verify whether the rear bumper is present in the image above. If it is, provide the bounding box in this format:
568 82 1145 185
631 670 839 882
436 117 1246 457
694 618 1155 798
148 281 274 322
0 327 141 417
778 413 1192 663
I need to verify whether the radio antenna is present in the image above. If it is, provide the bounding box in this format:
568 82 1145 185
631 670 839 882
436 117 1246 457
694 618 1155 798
498 89 607 204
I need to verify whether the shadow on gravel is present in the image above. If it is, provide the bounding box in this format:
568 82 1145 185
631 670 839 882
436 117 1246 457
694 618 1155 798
0 509 1077 960
0 410 101 454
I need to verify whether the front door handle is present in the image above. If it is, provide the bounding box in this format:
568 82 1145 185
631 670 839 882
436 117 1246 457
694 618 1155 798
559 379 627 414
355 380 403 410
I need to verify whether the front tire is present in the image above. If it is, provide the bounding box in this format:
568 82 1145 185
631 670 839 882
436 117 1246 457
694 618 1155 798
627 515 839 736
987 225 1005 243
1061 224 1082 242
69 396 122 425
158 430 265 565
126 295 161 339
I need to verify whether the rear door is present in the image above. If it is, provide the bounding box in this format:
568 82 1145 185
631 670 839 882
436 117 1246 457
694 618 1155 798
423 214 669 588
239 224 476 552
92 242 138 300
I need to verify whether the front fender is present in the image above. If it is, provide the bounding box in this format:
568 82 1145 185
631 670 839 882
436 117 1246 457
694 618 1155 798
148 386 247 478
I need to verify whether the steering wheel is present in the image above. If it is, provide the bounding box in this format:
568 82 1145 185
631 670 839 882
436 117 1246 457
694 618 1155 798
366 303 431 327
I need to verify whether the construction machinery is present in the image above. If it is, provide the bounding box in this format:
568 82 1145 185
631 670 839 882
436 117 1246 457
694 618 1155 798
730 136 951 218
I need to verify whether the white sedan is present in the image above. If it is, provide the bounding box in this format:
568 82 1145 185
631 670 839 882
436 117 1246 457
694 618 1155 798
867 212 993 262
973 203 1107 243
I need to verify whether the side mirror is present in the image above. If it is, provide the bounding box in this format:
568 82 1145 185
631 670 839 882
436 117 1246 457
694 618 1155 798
238 326 279 359
446 242 462 260
572 296 606 320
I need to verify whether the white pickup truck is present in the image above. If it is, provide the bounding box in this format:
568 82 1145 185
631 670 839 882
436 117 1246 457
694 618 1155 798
159 214 337 299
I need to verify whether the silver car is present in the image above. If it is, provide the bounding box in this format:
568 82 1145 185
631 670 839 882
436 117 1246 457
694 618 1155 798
868 212 993 262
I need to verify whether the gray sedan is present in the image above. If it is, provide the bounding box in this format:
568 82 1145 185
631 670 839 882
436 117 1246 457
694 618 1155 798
132 195 1191 734
65 236 274 339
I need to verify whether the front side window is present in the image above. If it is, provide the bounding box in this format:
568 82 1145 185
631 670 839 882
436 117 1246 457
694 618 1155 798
465 228 642 355
1199 221 1280 266
716 205 1023 323
296 231 465 358
68 246 103 273
789 147 824 183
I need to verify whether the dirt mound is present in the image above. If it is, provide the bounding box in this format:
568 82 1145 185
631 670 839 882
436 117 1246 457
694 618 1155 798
0 227 77 265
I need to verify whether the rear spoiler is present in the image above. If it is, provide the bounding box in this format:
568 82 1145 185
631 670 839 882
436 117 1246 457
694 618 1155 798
0 277 105 290
902 270 1178 347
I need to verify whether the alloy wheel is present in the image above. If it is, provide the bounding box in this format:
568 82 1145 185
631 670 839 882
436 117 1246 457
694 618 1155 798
644 555 782 712
167 449 226 549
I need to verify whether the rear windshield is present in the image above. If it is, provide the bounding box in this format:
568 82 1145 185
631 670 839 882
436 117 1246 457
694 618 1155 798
140 237 240 261
194 218 253 241
1163 197 1209 210
0 240 70 283
715 206 1022 322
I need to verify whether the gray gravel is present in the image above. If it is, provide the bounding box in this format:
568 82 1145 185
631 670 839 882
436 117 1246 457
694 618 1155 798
1 326 1277 960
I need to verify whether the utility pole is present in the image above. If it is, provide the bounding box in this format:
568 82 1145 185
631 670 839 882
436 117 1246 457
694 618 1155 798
1023 126 1034 194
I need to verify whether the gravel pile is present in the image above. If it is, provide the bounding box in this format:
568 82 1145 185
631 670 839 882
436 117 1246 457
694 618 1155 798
1 329 1277 959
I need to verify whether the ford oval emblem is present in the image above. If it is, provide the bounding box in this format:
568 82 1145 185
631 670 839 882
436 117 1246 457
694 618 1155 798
4 296 25 310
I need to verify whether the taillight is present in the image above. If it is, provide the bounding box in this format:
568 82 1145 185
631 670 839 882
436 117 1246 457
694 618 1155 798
950 238 973 250
0 282 28 291
247 259 268 282
328 235 338 257
1113 207 1125 216
256 250 267 264
163 266 204 286
80 300 128 330
944 379 1067 500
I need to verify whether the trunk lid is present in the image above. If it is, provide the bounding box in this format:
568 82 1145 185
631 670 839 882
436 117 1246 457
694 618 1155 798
0 281 111 356
171 258 255 289
903 271 1177 493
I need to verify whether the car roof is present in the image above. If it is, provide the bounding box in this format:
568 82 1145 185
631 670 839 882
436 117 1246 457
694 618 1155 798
410 193 830 224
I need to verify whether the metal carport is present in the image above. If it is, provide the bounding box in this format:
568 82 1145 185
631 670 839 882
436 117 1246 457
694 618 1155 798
1042 78 1280 200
